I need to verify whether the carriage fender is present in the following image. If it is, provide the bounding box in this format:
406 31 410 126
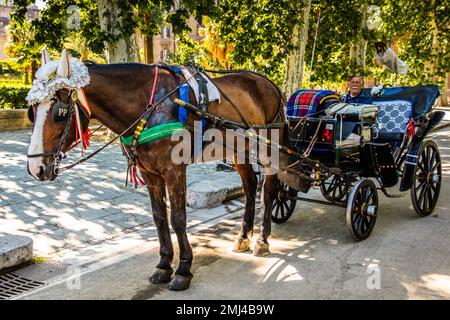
399 111 444 192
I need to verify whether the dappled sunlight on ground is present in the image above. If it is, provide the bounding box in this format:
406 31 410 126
402 274 450 299
0 131 163 256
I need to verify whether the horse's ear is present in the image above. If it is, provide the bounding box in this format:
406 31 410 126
41 47 51 65
56 49 71 78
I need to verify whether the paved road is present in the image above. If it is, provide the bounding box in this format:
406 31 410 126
16 128 450 300
0 129 241 260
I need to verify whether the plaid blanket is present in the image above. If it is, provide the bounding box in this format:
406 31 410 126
286 89 340 118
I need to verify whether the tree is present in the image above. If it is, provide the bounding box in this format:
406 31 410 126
213 0 302 86
303 0 449 102
11 0 215 63
171 16 235 70
97 0 140 62
283 0 311 94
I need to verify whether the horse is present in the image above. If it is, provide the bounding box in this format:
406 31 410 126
26 49 285 291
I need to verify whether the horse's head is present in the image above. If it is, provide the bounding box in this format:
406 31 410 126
27 48 91 181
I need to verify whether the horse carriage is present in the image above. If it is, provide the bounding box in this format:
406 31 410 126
272 85 444 241
25 48 445 289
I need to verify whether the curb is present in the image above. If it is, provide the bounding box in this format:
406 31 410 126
0 235 33 273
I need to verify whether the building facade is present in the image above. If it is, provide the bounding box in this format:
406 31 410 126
0 1 39 60
152 17 203 63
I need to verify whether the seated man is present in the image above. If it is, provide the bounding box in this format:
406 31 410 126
341 75 373 104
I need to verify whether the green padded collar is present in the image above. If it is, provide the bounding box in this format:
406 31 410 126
120 122 185 146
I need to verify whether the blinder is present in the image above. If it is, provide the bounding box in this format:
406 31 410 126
27 101 71 124
27 105 34 123
52 101 70 123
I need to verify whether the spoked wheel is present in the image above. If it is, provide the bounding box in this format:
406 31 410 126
271 182 298 224
346 179 378 241
411 140 441 217
320 174 350 203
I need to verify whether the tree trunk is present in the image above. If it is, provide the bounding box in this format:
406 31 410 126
441 74 449 107
282 0 312 95
143 35 154 64
24 66 30 85
351 7 368 74
31 61 38 81
97 0 140 63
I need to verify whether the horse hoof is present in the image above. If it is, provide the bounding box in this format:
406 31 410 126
149 268 173 284
168 275 193 291
253 242 270 257
233 237 250 253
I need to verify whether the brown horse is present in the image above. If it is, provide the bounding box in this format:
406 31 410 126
26 49 285 291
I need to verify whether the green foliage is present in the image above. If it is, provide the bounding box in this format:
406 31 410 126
305 0 450 89
212 0 302 85
5 18 42 84
0 60 23 79
0 82 31 109
12 1 217 55
11 0 449 93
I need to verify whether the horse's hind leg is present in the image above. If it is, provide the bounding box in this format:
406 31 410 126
232 161 258 253
164 167 193 291
254 172 278 257
142 173 174 284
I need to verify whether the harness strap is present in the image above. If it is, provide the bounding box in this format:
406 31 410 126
129 66 159 158
123 66 160 187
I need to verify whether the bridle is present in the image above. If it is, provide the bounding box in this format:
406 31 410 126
26 65 201 178
27 89 88 175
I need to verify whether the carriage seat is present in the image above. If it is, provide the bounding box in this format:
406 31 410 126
324 102 378 123
372 99 413 142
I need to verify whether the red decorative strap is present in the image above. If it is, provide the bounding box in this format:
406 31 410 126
408 118 414 137
148 66 159 106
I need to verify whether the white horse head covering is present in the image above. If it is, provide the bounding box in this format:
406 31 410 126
26 48 91 105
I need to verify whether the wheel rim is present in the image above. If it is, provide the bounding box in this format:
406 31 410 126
271 182 297 224
346 180 378 241
412 142 441 216
321 175 349 202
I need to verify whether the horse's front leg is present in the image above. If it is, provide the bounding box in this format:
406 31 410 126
142 173 174 284
254 171 278 257
164 167 193 291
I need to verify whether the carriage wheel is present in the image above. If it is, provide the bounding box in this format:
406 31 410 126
320 174 350 203
411 140 441 217
346 179 378 241
271 182 297 224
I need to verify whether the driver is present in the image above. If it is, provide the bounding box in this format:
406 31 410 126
341 75 373 104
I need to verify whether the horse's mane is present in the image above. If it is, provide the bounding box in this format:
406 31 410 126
82 61 150 71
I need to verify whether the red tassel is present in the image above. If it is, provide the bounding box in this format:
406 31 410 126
82 128 91 150
128 165 145 188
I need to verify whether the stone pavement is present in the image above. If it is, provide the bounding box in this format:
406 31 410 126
0 129 242 258
17 129 450 300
